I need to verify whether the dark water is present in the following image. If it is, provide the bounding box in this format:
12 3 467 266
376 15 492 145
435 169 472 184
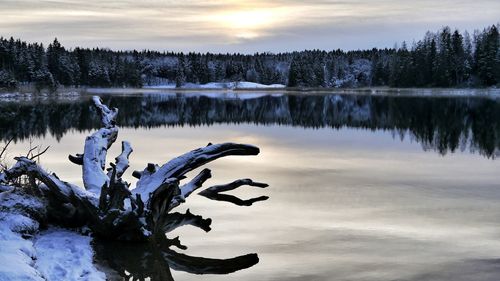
2 90 500 281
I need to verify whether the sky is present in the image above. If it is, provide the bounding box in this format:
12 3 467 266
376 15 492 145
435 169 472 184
0 0 499 53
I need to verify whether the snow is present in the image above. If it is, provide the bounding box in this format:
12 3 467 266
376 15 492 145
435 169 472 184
0 185 13 192
133 143 259 203
109 141 132 178
0 213 43 281
0 190 105 281
82 127 117 195
144 84 176 89
329 59 372 88
0 190 45 212
184 92 281 100
0 213 106 281
34 229 106 281
0 91 80 102
92 96 118 128
144 81 285 90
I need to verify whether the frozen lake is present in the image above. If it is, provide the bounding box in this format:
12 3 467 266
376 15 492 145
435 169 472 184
2 90 500 281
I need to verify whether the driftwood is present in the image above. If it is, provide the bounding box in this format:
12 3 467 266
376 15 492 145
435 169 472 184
0 96 267 279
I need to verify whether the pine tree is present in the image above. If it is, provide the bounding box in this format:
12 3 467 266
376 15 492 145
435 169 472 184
47 38 63 85
175 56 186 88
0 69 17 88
463 31 473 83
451 30 465 85
476 25 499 86
214 61 225 82
287 57 300 87
435 27 453 87
33 67 56 91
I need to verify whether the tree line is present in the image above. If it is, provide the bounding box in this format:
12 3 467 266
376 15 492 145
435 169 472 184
0 24 498 90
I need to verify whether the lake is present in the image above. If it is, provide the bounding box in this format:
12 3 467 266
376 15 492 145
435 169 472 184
2 89 500 281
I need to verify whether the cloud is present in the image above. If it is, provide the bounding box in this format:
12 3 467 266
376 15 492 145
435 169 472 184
0 0 498 52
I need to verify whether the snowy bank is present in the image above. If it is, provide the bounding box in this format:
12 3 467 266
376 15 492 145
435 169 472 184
144 81 286 90
34 229 105 281
0 190 105 281
0 212 43 281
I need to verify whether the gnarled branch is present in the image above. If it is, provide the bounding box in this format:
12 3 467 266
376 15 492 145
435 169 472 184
107 141 132 179
133 143 260 202
0 156 98 226
161 209 212 233
77 96 119 195
92 96 118 128
169 168 212 210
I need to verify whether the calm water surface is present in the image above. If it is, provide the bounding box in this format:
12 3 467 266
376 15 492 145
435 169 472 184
2 90 500 281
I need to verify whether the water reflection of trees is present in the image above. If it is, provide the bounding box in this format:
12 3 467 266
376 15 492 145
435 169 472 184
1 93 499 157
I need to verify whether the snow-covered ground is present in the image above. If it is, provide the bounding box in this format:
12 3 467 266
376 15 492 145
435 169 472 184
0 91 81 102
34 229 105 281
144 81 286 90
190 92 285 100
0 191 106 281
0 213 43 281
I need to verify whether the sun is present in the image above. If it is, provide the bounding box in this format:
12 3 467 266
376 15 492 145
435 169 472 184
207 7 292 39
218 9 276 30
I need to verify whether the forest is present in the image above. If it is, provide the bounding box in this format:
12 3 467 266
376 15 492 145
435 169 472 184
0 25 498 90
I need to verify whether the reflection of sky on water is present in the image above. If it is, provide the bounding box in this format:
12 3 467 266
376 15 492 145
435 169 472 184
6 122 500 280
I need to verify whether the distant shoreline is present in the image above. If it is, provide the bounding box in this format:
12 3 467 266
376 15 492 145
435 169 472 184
1 85 499 99
83 87 500 98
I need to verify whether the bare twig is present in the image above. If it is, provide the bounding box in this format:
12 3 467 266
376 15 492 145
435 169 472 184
26 145 38 158
0 138 14 171
0 137 13 160
30 146 50 160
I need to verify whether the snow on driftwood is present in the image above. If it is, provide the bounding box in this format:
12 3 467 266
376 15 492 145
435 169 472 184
133 143 260 203
81 96 118 195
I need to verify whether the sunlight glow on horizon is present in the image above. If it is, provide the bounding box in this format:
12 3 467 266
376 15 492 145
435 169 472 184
201 7 301 40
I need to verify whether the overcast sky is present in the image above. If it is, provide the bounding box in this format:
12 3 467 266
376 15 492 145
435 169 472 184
0 0 498 53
